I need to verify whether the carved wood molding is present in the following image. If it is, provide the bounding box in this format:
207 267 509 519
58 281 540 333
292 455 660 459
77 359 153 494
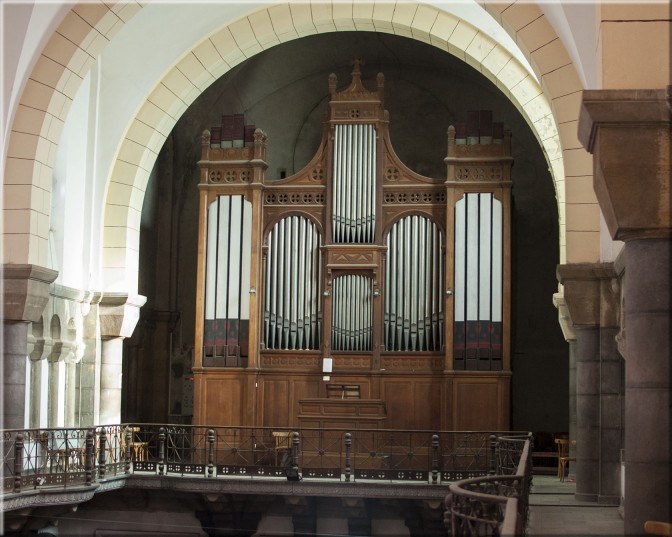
380 355 443 371
260 354 321 369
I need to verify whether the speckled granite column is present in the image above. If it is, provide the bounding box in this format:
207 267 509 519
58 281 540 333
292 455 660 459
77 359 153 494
557 265 605 502
567 340 578 478
622 239 670 529
598 275 623 505
579 88 671 534
553 293 578 479
574 325 600 501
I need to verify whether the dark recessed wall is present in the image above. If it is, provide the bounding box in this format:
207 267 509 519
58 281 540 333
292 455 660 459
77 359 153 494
132 31 568 433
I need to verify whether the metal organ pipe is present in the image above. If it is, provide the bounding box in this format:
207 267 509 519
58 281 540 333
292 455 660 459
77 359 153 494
332 124 377 243
204 195 252 356
264 216 322 350
384 216 444 352
332 274 373 351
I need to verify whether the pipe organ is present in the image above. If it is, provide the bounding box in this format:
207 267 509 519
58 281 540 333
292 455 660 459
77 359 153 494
194 61 513 431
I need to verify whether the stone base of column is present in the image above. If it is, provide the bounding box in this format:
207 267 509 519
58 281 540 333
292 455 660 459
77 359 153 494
598 495 620 506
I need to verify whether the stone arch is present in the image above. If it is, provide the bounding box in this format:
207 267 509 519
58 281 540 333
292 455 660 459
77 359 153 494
4 2 142 267
485 2 599 264
102 3 574 292
49 313 61 342
3 1 597 290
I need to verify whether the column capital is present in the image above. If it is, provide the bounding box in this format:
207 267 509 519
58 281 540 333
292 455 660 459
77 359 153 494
557 263 616 329
2 264 58 322
578 88 671 241
99 293 147 339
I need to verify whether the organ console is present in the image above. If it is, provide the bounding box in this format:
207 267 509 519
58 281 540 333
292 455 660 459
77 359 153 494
193 60 513 431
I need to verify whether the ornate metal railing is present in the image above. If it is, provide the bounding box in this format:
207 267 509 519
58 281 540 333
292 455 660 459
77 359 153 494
444 433 533 536
1 425 530 503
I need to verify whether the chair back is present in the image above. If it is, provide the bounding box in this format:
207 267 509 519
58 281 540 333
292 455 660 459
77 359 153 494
555 438 569 458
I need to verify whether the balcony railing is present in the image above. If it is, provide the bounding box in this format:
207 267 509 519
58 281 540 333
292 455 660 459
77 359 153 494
444 433 533 536
1 425 531 498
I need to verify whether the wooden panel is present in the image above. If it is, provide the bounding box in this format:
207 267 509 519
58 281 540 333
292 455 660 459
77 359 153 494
262 379 290 428
381 380 413 430
290 379 319 428
453 379 500 430
298 398 387 430
413 381 441 430
203 377 243 426
382 379 442 430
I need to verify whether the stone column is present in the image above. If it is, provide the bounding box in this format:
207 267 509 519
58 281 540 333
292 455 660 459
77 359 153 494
4 322 30 429
579 88 671 533
557 265 603 501
567 340 578 478
598 275 623 505
99 293 146 425
623 239 670 528
2 265 58 429
553 293 578 476
100 337 124 425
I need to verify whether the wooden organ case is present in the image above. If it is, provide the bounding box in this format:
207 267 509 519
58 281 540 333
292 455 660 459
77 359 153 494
193 62 513 431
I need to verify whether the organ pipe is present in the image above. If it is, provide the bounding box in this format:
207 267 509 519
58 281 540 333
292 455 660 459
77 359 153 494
384 215 444 351
204 195 252 355
332 124 377 243
332 274 373 351
264 216 322 350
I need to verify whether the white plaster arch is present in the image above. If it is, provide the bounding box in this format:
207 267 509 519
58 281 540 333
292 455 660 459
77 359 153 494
99 1 569 293
3 1 599 298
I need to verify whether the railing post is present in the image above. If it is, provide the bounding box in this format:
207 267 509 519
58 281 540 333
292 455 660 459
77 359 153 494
85 430 94 486
13 433 23 493
489 434 497 475
98 427 107 480
344 432 352 482
125 428 132 474
432 434 439 484
158 427 166 476
291 431 299 475
207 429 215 478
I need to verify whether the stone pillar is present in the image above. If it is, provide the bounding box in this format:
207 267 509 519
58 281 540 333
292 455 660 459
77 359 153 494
3 322 30 429
559 264 623 503
574 325 600 501
557 265 604 501
2 265 58 429
553 293 578 476
598 275 623 505
579 88 671 533
100 337 124 425
567 340 578 477
99 293 146 425
623 239 670 528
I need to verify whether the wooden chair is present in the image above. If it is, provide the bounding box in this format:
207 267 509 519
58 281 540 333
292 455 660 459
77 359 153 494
122 426 148 462
39 431 85 472
645 521 672 536
272 431 291 466
555 437 576 481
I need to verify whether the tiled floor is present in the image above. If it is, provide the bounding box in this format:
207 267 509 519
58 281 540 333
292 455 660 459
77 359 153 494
527 475 624 536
